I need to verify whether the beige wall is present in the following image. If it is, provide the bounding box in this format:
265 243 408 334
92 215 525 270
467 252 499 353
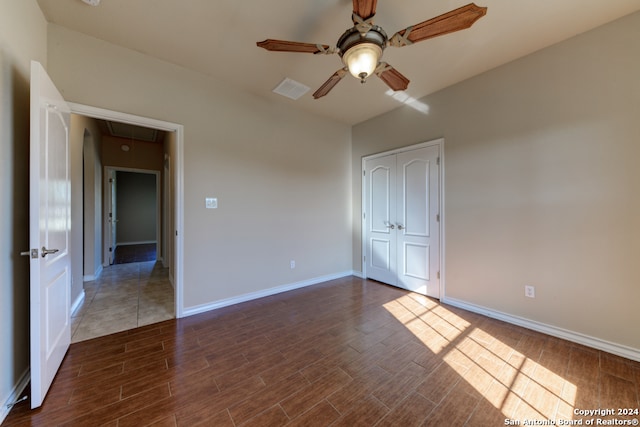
352 12 640 351
0 0 47 415
47 24 353 309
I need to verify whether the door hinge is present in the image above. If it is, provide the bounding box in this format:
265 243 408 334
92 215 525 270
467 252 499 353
363 255 366 262
363 212 366 219
363 170 366 176
437 271 440 279
436 157 440 166
109 178 113 183
436 214 440 222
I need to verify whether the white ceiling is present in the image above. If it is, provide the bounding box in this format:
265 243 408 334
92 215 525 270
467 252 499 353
37 0 639 125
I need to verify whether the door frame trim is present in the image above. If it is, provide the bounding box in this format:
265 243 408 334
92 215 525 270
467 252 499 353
361 138 445 299
68 102 185 318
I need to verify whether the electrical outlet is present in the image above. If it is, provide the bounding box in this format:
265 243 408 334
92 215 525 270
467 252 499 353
525 285 535 298
290 260 295 269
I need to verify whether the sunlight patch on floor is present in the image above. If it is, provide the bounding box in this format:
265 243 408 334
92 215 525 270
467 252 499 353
383 293 577 421
383 294 469 354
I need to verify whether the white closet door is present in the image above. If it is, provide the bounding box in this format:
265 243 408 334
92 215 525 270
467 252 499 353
364 144 440 298
396 146 440 297
365 155 397 285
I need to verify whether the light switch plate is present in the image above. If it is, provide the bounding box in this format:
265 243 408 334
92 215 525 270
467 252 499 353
205 198 217 209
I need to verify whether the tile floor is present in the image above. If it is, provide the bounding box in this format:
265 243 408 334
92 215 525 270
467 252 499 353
71 260 174 343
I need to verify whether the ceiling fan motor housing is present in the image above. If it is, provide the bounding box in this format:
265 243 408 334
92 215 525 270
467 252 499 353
337 25 388 56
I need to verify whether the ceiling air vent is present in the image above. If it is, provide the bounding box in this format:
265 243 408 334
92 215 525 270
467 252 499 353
272 78 310 100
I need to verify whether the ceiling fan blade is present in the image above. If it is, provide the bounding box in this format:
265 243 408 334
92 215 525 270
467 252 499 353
389 3 487 47
375 63 410 91
313 68 348 99
257 39 333 54
353 0 377 21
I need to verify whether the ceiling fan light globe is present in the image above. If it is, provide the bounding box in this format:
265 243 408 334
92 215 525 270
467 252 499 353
343 43 382 81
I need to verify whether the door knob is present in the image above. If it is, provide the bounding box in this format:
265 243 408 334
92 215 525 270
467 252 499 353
384 221 395 229
397 224 404 230
41 247 59 257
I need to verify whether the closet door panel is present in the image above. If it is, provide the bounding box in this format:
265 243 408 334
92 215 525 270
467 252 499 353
365 155 397 285
397 147 435 294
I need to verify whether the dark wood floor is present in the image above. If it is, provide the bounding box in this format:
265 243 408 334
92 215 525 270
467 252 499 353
4 276 639 426
113 244 157 264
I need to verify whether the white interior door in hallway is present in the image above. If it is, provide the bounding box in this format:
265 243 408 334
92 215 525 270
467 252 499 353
107 168 117 265
364 142 441 298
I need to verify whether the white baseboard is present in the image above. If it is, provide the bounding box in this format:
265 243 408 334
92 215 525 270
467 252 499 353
442 296 640 362
183 271 354 317
352 270 365 279
1 368 30 424
83 264 103 282
71 290 86 317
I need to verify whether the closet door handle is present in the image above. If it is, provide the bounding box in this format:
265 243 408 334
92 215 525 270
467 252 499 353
397 224 404 230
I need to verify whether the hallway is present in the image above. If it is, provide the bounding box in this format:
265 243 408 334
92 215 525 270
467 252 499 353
71 261 174 342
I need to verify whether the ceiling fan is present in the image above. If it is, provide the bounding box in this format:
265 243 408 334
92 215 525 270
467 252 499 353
257 1 487 99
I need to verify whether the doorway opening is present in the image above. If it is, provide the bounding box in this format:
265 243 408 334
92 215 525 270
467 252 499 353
105 168 161 266
72 103 184 342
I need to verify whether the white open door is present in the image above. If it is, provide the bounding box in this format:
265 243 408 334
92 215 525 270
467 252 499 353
29 61 71 408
